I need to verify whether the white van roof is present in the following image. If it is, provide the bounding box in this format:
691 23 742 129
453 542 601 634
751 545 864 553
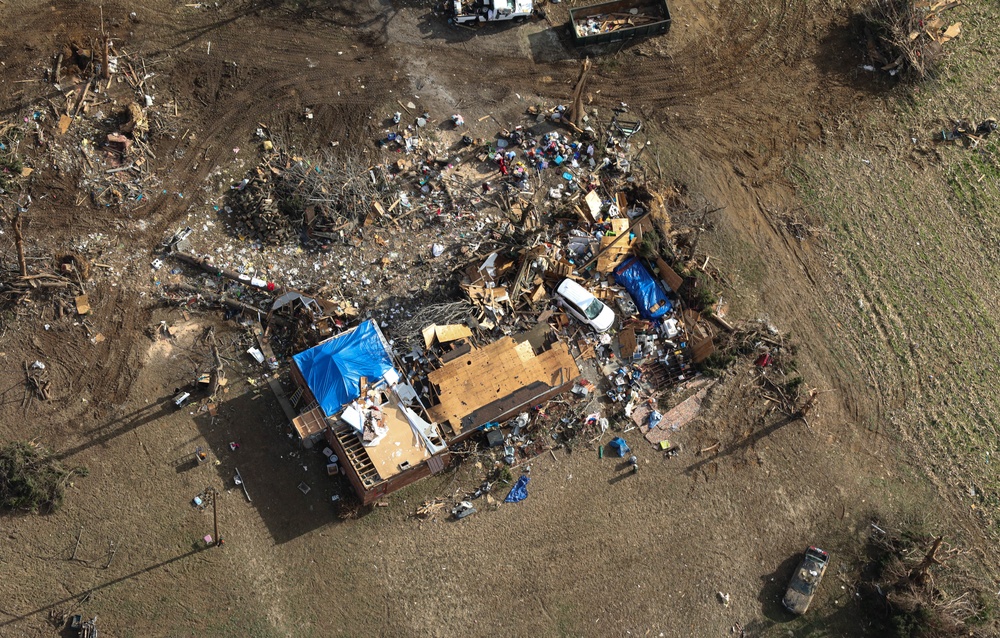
556 278 595 307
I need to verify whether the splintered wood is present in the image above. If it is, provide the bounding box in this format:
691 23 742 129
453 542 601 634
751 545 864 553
596 218 633 273
416 499 446 519
863 0 963 77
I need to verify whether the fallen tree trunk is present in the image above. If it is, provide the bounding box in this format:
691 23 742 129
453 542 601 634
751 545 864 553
164 283 287 327
170 251 281 292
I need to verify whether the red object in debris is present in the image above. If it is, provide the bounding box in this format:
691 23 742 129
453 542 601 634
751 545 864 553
755 353 773 368
266 281 276 292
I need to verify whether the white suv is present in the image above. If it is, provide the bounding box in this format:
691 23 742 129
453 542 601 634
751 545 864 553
555 279 616 333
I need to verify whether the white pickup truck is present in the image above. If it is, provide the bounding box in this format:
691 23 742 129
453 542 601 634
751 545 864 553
451 0 533 24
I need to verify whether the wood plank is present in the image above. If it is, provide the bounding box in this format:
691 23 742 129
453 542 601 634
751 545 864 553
362 401 431 479
435 324 473 343
656 256 684 292
585 190 602 220
596 218 634 272
422 324 438 350
619 327 637 359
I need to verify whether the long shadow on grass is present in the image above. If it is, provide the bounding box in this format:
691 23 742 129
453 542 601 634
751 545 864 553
684 413 801 476
758 552 803 622
0 546 205 627
56 394 177 461
813 10 901 95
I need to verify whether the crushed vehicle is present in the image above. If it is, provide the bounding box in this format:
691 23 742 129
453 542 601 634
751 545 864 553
451 0 533 24
555 278 616 333
613 256 672 320
782 546 829 615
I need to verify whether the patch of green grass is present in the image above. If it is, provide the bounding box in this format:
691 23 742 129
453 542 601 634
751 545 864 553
790 11 1000 533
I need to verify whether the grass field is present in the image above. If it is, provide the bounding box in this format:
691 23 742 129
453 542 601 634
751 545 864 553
793 0 1000 540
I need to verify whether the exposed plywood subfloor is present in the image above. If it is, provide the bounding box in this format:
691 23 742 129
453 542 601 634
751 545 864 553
427 337 580 436
363 402 431 480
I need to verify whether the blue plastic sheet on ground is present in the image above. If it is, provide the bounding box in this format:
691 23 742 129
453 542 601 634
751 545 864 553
613 257 672 320
292 319 395 417
504 475 530 503
608 437 631 457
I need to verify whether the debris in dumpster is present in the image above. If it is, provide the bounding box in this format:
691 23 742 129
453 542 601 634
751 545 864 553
574 9 665 38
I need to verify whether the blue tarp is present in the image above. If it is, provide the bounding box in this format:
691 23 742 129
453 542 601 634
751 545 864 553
505 475 530 503
292 320 395 417
608 437 631 458
613 257 672 320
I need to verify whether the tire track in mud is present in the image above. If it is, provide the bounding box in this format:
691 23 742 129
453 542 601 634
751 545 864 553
119 3 399 241
591 0 883 437
596 7 855 241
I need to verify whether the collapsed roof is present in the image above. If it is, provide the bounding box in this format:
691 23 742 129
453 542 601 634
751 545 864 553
292 319 397 417
426 326 580 439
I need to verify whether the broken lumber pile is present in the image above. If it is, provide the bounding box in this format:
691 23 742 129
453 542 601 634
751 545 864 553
226 145 394 246
861 0 962 77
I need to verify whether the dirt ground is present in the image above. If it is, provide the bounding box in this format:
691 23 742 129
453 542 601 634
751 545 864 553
0 0 996 636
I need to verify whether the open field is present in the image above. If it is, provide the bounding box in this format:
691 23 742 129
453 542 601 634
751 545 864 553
793 0 1000 549
0 0 998 636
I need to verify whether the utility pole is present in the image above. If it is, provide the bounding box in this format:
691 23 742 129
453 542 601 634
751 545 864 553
212 488 223 547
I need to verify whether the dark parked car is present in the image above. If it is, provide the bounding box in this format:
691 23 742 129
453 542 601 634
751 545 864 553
782 546 829 615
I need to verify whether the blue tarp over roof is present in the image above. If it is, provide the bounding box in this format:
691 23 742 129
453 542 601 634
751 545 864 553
292 319 395 416
613 257 672 320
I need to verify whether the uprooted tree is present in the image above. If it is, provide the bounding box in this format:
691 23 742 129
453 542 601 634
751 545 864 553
859 0 962 79
0 441 87 514
225 142 395 247
859 524 997 637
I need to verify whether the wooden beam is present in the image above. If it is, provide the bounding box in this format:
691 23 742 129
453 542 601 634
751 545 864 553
579 213 648 272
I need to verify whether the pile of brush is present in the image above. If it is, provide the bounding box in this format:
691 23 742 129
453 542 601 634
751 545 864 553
860 0 962 78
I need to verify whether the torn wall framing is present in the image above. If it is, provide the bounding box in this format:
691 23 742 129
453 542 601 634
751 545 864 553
290 320 450 504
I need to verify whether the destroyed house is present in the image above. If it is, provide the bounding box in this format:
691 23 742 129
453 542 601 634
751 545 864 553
290 320 450 504
425 326 581 442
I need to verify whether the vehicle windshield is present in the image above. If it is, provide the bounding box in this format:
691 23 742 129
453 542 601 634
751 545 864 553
584 298 604 320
